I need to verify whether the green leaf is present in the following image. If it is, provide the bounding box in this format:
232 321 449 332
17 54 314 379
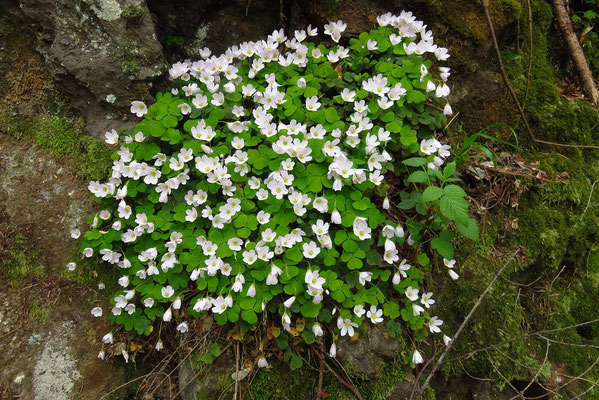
300 302 320 318
443 162 456 179
324 107 340 123
421 186 443 202
241 310 258 325
403 157 427 167
455 217 480 242
444 184 467 198
439 196 470 225
431 237 454 259
347 257 363 270
407 171 428 183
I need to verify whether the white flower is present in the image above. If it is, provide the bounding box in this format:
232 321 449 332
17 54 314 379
91 307 102 317
428 316 443 333
340 318 358 337
177 322 189 333
443 334 452 346
331 209 342 224
258 356 269 368
443 103 453 116
102 332 113 344
421 292 435 308
70 228 81 239
155 339 164 351
367 306 383 324
161 285 174 299
306 96 321 111
358 271 373 286
329 342 337 358
353 304 366 318
283 296 296 308
104 129 119 144
405 286 419 301
449 269 459 280
412 349 423 364
353 217 371 240
67 262 76 271
312 323 324 337
311 219 329 236
118 276 129 287
98 350 105 360
302 241 320 259
443 258 456 268
130 101 148 117
247 283 256 297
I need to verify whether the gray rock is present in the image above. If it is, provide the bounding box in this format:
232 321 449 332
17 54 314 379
11 0 167 138
336 325 401 378
178 348 235 400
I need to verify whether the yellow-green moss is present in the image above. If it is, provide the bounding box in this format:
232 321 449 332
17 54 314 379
0 114 113 181
28 299 51 326
1 233 47 284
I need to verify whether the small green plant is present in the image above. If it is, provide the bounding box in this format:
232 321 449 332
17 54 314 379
122 5 147 21
165 35 184 47
74 11 477 367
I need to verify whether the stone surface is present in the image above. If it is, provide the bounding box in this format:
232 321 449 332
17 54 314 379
7 0 167 138
0 134 92 267
336 325 402 378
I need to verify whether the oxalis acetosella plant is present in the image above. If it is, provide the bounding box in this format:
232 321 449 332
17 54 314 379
69 10 479 368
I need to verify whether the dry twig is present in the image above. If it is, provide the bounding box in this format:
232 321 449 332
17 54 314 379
414 249 520 398
552 0 599 104
480 0 599 150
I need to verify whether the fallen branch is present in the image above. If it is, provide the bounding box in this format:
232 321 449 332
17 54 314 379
324 361 364 400
416 249 520 397
316 342 325 400
480 0 599 150
552 0 599 104
466 159 554 182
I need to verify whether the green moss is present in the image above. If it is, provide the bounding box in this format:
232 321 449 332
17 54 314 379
0 113 113 181
28 299 50 326
352 361 406 400
1 233 47 284
122 5 146 20
320 0 340 15
248 364 316 400
498 0 522 20
81 136 114 181
122 59 140 78
33 117 79 156
522 80 599 145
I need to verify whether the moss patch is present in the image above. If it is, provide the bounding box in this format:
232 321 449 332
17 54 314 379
0 114 113 181
1 233 47 285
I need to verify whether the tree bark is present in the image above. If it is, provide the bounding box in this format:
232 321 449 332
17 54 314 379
552 0 599 104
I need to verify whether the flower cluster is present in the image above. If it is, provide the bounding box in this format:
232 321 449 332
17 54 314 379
73 10 477 367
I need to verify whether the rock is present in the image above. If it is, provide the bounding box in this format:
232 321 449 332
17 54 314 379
178 348 235 400
9 0 167 138
147 0 281 60
336 325 401 378
0 134 92 268
0 285 125 400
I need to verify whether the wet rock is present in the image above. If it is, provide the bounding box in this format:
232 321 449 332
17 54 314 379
0 285 125 400
336 325 401 378
178 350 235 400
8 0 167 138
0 134 92 268
147 0 281 61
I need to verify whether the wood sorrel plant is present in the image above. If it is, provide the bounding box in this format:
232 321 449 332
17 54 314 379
73 11 479 368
